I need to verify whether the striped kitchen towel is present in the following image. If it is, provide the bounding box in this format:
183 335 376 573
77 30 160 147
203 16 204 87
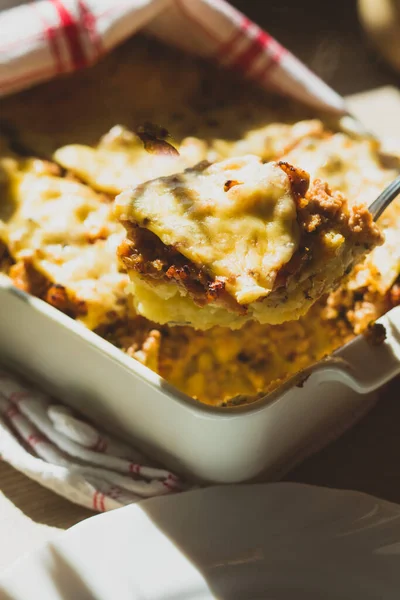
0 0 346 112
0 371 188 512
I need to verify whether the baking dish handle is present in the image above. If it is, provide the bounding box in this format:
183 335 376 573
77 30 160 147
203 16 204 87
310 306 400 394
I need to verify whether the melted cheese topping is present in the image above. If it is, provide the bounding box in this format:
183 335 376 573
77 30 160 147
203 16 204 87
54 120 399 305
116 156 300 305
212 119 324 161
0 157 132 329
54 125 208 195
53 121 323 195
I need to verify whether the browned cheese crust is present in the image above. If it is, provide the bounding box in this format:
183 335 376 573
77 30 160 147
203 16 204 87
9 259 88 319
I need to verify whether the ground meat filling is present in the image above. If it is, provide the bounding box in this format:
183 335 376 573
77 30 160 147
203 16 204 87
273 165 384 293
277 161 310 200
118 222 247 315
295 177 381 247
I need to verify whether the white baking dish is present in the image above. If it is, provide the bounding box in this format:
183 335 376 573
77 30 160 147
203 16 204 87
1 274 400 483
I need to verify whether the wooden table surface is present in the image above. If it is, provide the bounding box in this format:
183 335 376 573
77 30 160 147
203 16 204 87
1 0 400 575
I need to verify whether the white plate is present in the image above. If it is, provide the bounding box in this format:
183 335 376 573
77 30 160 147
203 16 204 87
1 483 400 599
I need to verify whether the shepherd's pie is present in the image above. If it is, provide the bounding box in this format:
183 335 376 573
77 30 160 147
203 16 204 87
1 117 399 405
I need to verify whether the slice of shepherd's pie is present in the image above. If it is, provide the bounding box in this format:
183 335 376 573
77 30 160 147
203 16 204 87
115 155 384 330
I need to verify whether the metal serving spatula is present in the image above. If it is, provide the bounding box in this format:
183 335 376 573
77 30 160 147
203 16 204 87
370 174 400 220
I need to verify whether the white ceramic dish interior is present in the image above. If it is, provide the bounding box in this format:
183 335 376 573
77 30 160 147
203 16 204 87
1 482 400 599
1 275 400 483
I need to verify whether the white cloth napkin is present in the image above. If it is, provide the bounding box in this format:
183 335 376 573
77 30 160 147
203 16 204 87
0 0 348 512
